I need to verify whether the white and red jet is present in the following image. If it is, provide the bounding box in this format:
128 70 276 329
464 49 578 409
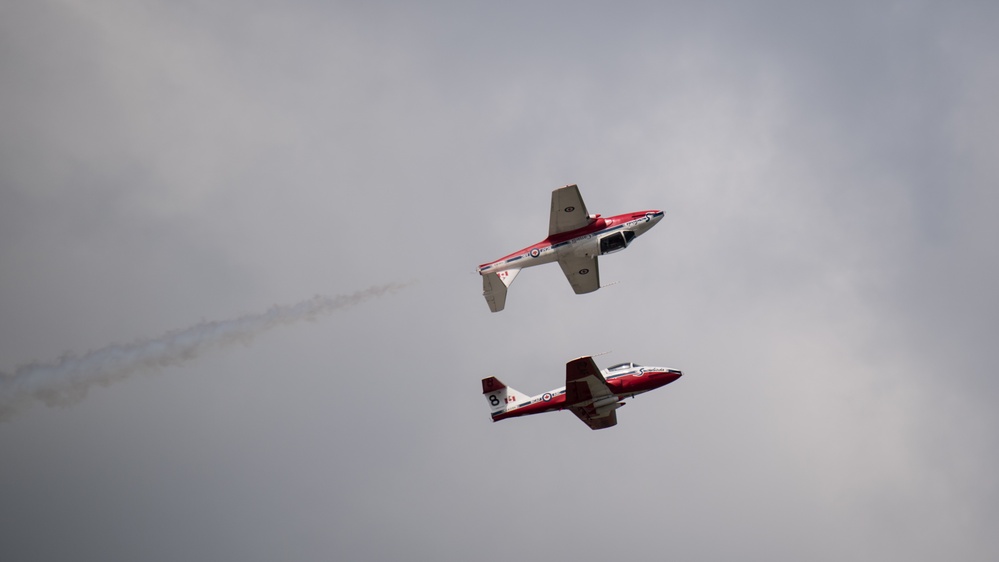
482 356 683 430
477 184 664 312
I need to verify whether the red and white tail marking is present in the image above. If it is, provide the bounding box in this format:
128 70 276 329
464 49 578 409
481 376 526 417
481 268 520 313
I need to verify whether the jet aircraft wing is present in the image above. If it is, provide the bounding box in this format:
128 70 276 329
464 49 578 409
565 356 619 430
557 253 600 294
548 184 590 236
571 408 618 430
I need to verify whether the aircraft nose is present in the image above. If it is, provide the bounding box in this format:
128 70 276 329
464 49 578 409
643 210 664 225
659 368 682 384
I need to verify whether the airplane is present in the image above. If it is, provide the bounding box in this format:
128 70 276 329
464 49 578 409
481 356 682 430
478 184 664 312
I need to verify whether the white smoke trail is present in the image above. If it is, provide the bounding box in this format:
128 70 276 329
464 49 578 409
0 282 411 421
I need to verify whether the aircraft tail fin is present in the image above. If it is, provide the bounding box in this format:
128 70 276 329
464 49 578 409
481 376 528 419
481 268 520 313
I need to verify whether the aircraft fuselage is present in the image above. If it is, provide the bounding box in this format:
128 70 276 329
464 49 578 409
478 209 664 275
491 363 681 423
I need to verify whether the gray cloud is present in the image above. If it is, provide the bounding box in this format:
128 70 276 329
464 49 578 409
1 1 997 561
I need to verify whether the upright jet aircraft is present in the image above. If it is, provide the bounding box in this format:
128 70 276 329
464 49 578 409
482 356 682 430
478 184 663 312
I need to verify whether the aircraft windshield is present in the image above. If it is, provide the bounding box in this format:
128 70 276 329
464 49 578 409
608 362 638 371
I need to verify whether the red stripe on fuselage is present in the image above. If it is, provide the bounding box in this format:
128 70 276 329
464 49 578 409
492 393 567 422
478 210 660 270
491 368 680 423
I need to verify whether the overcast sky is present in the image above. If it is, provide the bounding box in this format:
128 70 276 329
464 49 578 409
2 1 998 560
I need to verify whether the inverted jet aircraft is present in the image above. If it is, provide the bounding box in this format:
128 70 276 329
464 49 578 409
482 356 682 430
478 184 664 312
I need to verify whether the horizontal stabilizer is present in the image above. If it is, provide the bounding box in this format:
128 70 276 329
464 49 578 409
481 268 520 313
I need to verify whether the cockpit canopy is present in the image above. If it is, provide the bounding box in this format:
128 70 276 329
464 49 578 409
599 230 636 255
607 362 640 371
